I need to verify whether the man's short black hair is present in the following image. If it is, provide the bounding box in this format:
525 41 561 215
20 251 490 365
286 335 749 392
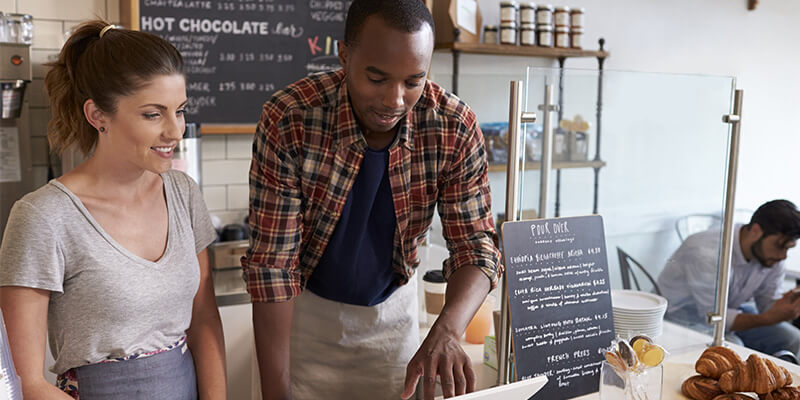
748 199 800 241
344 0 435 46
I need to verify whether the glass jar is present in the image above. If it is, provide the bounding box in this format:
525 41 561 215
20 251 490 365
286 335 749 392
554 6 571 27
0 12 7 43
570 27 584 49
500 21 518 45
570 7 585 28
483 25 498 44
535 4 554 25
500 1 519 23
555 26 569 48
5 14 32 45
520 23 535 46
536 24 553 47
520 3 536 25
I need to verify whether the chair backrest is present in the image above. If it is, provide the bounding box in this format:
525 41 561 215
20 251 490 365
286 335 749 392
675 214 722 242
616 247 662 296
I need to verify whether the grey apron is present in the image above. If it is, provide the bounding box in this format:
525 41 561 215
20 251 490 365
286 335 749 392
290 277 420 400
73 343 197 400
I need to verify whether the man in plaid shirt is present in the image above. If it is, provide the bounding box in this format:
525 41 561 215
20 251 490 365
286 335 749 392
243 1 502 399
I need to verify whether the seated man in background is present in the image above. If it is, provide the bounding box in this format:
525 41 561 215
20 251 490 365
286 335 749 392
658 200 800 358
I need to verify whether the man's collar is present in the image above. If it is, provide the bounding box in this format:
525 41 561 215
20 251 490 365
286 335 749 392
333 76 435 152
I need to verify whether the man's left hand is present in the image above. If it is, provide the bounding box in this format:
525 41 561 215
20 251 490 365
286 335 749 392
401 324 475 399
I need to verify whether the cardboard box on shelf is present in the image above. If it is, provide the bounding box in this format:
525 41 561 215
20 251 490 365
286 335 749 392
431 0 482 45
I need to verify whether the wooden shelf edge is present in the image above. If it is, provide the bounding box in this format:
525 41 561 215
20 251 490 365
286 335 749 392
488 160 606 173
200 124 257 135
435 42 609 59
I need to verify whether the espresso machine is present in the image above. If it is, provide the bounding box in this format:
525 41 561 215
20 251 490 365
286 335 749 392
0 42 32 245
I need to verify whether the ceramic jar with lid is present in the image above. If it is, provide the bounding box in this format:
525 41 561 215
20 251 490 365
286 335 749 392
569 28 583 49
554 26 569 48
500 1 519 23
570 7 585 27
520 3 536 25
554 6 570 27
535 4 554 25
483 25 498 44
520 23 536 46
500 21 518 45
536 24 553 47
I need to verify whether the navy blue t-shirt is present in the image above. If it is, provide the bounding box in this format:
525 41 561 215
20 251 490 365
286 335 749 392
306 144 398 306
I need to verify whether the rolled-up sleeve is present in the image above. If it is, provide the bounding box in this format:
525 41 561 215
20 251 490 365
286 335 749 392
242 110 304 303
438 120 502 288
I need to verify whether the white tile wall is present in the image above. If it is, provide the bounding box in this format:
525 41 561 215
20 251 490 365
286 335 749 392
202 159 250 186
18 0 106 21
16 0 115 190
201 136 226 160
0 0 13 13
226 135 253 159
202 185 227 211
31 20 63 49
227 184 249 210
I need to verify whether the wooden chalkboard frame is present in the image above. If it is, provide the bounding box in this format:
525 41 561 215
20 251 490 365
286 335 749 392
120 0 270 136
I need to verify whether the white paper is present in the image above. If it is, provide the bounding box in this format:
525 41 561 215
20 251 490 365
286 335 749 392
0 125 21 183
456 0 478 35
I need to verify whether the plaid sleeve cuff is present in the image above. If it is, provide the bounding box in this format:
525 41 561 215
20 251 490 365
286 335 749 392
241 257 303 303
442 244 502 290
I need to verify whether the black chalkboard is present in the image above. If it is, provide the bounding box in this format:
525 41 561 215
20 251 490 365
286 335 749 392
501 215 615 399
130 0 351 125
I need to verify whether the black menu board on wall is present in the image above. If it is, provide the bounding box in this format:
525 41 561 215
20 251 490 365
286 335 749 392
126 0 351 126
501 215 615 399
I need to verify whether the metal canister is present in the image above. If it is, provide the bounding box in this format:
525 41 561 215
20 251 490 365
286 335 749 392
172 122 202 186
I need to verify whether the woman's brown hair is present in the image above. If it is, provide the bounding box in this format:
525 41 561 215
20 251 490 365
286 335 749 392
44 20 183 155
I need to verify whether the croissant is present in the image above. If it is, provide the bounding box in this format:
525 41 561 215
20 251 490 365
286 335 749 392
759 387 800 400
682 375 724 400
719 354 793 394
697 346 744 379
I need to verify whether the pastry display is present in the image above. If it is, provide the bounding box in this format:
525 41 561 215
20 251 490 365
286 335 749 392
697 346 744 379
719 354 792 394
684 348 796 400
758 386 800 400
712 394 757 399
682 375 724 400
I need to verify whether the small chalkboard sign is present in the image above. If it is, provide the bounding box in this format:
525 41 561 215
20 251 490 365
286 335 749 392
501 215 615 399
122 0 352 131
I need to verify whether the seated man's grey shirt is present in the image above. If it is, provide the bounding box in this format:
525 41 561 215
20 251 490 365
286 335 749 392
657 224 785 332
0 170 216 374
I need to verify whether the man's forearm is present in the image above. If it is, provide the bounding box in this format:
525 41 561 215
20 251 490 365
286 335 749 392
433 266 492 336
730 312 772 332
253 300 294 400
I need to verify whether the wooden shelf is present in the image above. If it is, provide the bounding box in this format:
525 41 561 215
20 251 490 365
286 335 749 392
200 124 256 135
435 42 609 58
488 160 606 173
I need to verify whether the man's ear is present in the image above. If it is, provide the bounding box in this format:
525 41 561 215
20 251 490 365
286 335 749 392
749 223 764 238
338 41 349 70
83 99 107 132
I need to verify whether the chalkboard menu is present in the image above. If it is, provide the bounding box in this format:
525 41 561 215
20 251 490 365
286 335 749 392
501 215 615 399
131 0 352 125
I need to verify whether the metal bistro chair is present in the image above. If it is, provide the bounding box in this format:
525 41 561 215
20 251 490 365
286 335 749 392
617 247 662 296
674 214 722 242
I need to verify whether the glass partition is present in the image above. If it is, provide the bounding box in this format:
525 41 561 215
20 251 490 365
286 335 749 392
521 67 736 353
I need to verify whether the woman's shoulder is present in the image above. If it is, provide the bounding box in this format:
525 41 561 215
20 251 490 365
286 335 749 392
15 180 74 216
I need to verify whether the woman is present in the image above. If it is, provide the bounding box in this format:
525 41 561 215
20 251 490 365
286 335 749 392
0 21 226 399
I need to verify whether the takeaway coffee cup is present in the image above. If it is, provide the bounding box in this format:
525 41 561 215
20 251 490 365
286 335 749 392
423 270 446 326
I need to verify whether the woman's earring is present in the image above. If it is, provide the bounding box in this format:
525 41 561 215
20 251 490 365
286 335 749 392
99 127 105 133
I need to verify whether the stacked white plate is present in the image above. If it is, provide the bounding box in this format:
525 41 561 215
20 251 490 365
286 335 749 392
0 310 22 400
610 289 668 339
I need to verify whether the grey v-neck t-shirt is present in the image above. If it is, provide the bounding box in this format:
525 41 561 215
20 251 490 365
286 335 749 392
0 170 216 375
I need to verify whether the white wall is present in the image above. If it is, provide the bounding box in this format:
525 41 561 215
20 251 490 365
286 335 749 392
424 0 800 285
18 0 800 279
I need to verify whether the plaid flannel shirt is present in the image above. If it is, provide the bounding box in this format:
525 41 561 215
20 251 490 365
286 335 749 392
242 69 501 303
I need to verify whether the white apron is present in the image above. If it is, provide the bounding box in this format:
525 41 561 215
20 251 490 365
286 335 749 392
290 278 420 400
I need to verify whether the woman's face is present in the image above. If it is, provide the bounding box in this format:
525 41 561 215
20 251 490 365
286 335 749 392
99 74 187 174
